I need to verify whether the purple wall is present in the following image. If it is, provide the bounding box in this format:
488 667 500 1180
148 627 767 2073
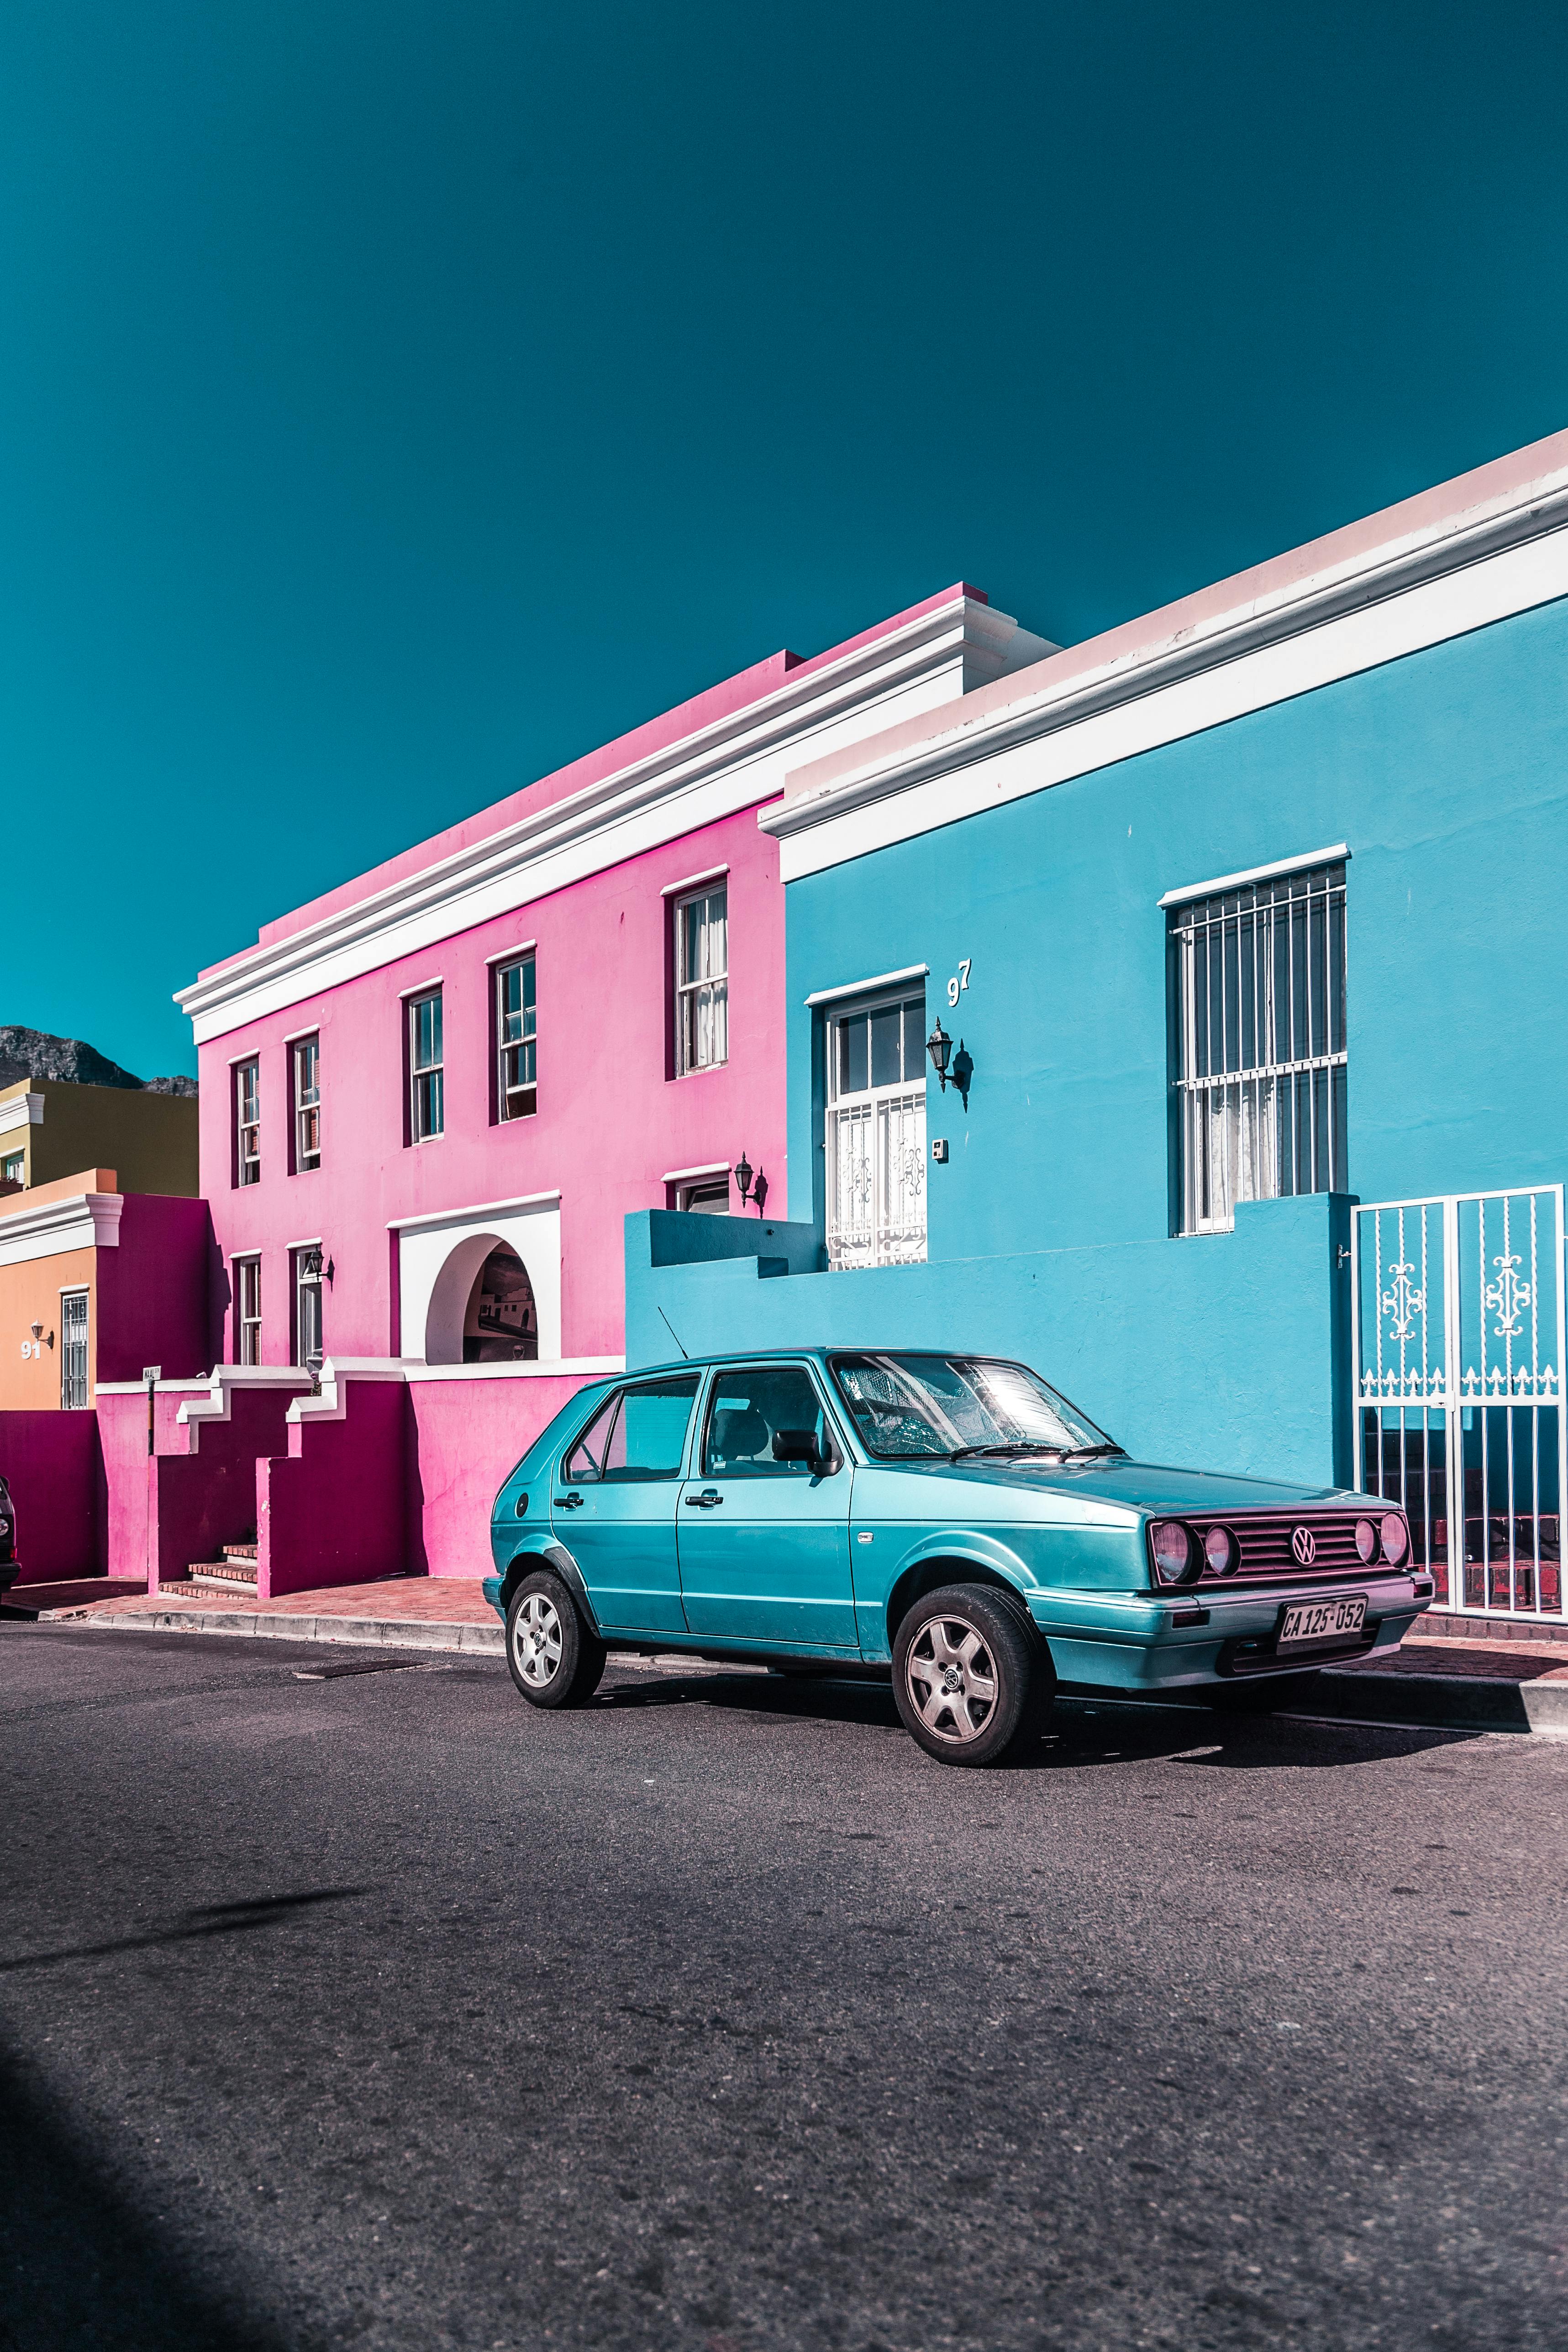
0 1410 105 1582
261 1379 408 1598
97 1194 216 1384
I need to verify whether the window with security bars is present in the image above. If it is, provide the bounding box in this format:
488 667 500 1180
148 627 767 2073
60 1290 89 1410
1170 860 1347 1234
496 954 537 1120
825 989 927 1271
674 885 727 1075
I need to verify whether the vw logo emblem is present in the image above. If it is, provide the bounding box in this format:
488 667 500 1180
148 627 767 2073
1291 1526 1317 1567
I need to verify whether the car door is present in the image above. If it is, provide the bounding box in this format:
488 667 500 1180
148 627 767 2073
551 1374 700 1634
676 1363 857 1648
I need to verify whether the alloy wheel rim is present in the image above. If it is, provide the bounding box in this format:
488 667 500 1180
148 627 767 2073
513 1592 563 1688
905 1614 997 1743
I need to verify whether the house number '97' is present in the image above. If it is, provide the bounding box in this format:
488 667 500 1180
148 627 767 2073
946 959 972 1008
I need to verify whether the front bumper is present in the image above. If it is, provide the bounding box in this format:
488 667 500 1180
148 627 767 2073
1030 1572 1434 1690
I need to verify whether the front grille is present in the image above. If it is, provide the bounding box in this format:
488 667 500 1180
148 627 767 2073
1179 1510 1388 1588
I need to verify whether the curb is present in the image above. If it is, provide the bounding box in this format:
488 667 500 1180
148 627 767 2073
1311 1667 1568 1734
45 1606 504 1657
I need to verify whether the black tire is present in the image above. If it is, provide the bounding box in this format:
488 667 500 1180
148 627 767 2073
505 1569 606 1709
892 1583 1053 1766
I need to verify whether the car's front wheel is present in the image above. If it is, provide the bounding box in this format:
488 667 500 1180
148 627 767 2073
505 1570 606 1709
892 1584 1052 1766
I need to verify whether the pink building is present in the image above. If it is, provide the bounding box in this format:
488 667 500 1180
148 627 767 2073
97 587 1049 1596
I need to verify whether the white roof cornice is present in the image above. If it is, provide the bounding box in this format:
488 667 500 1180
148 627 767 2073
0 1189 123 1267
763 450 1568 862
175 592 1048 1044
0 1091 45 1140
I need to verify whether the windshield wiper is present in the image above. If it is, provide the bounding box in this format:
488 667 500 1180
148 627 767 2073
1058 1444 1127 1461
949 1442 1067 1462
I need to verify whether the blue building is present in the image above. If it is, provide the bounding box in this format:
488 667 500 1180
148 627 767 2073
627 430 1568 1631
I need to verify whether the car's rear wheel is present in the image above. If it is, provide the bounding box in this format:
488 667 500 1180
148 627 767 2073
892 1584 1052 1766
505 1570 606 1709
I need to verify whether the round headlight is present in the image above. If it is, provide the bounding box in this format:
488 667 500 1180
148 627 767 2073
1203 1524 1238 1576
1150 1521 1195 1584
1354 1517 1378 1564
1380 1513 1409 1565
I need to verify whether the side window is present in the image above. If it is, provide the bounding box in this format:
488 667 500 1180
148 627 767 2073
702 1367 834 1477
605 1376 700 1480
563 1393 619 1484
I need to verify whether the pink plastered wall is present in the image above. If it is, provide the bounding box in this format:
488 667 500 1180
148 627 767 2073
408 1373 595 1579
199 798 787 1368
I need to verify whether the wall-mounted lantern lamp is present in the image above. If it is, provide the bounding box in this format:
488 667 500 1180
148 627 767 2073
927 1021 974 1112
733 1152 769 1217
298 1246 334 1287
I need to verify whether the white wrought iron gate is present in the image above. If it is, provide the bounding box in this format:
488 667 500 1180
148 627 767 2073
1352 1187 1566 1618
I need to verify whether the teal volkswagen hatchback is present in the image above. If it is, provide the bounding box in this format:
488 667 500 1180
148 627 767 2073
484 1350 1432 1766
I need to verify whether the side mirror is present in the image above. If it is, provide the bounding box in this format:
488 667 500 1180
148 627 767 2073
772 1427 833 1473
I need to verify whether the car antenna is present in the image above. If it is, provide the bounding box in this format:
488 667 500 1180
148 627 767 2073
658 1306 689 1360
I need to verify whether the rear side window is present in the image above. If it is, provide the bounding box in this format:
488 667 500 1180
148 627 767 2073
563 1377 699 1484
702 1367 833 1476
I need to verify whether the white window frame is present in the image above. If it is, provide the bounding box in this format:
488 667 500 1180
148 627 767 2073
408 990 444 1142
292 1247 324 1372
824 986 928 1271
676 1178 730 1215
60 1288 89 1410
674 883 728 1076
235 1058 261 1187
1 1149 23 1188
1171 858 1347 1235
496 952 537 1121
234 1255 262 1366
292 1034 321 1172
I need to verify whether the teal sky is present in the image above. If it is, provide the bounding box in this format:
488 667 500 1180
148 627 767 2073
2 0 1563 1080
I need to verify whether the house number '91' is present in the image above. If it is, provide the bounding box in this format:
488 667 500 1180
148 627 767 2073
946 958 972 1008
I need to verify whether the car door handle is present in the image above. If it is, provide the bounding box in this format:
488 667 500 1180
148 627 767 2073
684 1489 724 1508
556 1492 584 1510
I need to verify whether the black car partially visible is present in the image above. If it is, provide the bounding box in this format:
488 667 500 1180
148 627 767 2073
0 1474 17 1592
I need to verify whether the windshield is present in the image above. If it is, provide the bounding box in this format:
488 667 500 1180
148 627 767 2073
829 1353 1119 1461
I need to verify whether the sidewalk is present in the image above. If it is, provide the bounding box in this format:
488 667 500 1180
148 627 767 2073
30 1579 1568 1729
40 1577 505 1655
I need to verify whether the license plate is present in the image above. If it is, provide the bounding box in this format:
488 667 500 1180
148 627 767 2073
1279 1594 1367 1651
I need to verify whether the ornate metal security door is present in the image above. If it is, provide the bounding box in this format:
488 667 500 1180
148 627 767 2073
1352 1188 1566 1616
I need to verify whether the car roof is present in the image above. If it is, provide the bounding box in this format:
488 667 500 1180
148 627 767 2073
621 1347 1011 1380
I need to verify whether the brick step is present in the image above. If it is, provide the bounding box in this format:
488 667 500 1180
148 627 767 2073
185 1558 259 1591
222 1543 258 1563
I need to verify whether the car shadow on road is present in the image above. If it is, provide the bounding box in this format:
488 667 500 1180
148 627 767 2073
589 1668 1484 1768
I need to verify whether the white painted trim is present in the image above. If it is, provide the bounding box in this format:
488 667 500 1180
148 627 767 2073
660 863 729 899
0 1092 45 1139
398 977 443 1000
284 1357 417 1426
281 1023 321 1045
283 1235 323 1253
96 1378 215 1395
388 1189 561 1233
174 1363 313 1452
0 1190 123 1267
227 1047 261 1068
484 939 537 966
175 594 1044 1042
766 499 1568 877
805 963 930 1007
404 1356 622 1384
661 1160 731 1184
1158 844 1351 908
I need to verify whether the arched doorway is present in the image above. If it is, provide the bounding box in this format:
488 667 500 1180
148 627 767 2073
462 1242 538 1363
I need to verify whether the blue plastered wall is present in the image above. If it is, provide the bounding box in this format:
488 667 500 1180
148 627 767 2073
629 593 1568 1489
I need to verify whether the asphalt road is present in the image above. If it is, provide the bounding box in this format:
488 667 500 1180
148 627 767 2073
2 1625 1566 2352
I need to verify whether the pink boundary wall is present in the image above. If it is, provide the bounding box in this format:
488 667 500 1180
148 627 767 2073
93 1364 602 1596
0 1411 106 1583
